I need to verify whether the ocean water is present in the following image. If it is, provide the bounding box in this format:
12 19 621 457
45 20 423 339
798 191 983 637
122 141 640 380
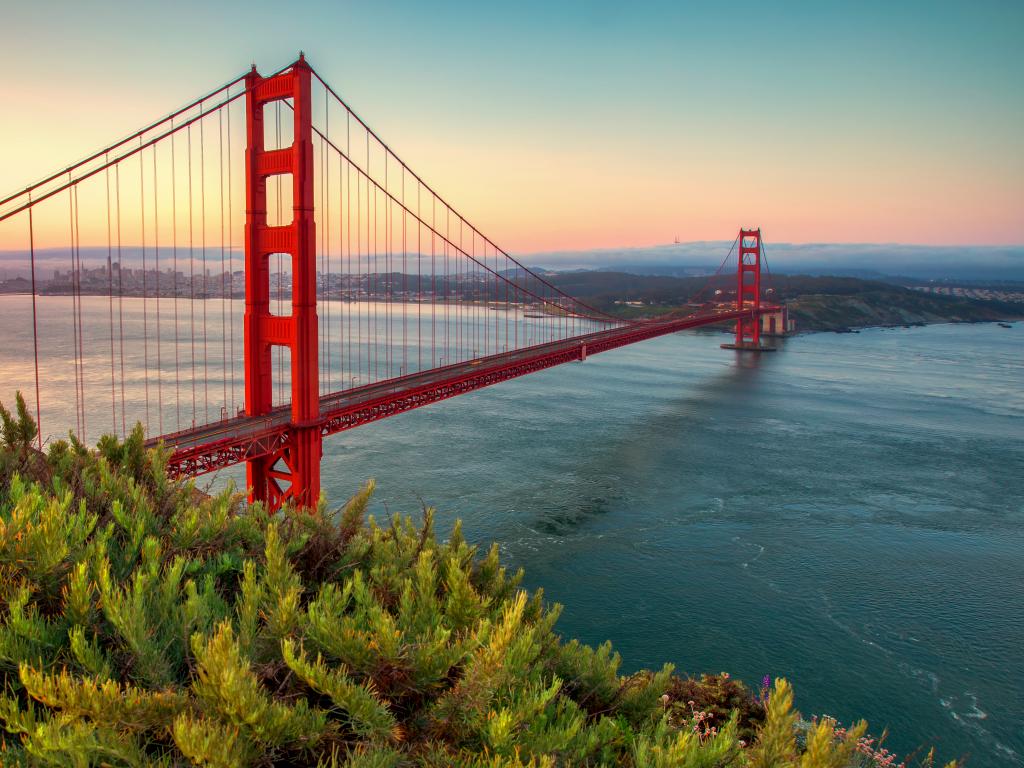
315 322 1023 767
1 297 1021 766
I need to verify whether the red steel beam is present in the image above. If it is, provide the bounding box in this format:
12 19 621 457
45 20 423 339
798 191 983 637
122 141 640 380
156 307 772 480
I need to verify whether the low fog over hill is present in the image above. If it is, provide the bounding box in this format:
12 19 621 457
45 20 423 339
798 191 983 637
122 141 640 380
526 241 1024 282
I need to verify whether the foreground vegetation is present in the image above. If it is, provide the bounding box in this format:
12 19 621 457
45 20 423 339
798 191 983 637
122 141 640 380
0 394 951 766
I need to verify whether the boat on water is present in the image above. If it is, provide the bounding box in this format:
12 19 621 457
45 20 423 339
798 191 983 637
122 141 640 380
998 322 1013 328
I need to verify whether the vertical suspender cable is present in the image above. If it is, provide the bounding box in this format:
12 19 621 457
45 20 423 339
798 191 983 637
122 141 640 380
431 197 435 367
276 102 283 404
66 187 78 436
493 246 497 354
344 149 348 385
316 132 323 392
323 91 331 392
369 140 375 381
455 216 460 360
70 186 82 438
347 112 352 387
368 132 374 382
341 154 348 387
469 227 475 359
69 188 82 437
385 154 390 377
115 165 126 437
384 155 389 378
219 108 228 414
187 123 197 426
153 140 163 435
171 123 181 431
105 162 117 433
503 240 507 352
356 142 361 386
139 140 151 434
27 203 42 448
320 129 327 389
402 166 407 375
200 108 209 422
227 100 236 416
72 185 86 440
417 181 421 372
444 209 449 365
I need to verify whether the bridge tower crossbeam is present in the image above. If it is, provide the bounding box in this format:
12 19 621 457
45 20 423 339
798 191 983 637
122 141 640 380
243 56 321 511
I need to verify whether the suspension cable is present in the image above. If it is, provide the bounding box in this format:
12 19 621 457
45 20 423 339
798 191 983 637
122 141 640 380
685 233 741 309
0 90 246 225
1 59 300 221
1 72 248 209
309 118 618 324
308 65 622 324
282 84 623 326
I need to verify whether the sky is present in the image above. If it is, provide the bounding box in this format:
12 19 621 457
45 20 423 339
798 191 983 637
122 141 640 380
0 0 1022 255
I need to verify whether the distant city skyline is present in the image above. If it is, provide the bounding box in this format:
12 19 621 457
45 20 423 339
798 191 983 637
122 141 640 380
2 238 1022 282
1 1 1021 252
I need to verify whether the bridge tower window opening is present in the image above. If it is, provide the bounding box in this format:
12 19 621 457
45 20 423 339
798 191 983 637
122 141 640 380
262 99 295 151
265 172 294 228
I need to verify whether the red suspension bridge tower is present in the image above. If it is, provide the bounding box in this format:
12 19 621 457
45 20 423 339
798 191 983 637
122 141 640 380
721 228 771 352
243 55 322 509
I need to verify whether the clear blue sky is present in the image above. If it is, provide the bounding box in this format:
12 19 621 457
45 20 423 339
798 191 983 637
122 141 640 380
1 0 1021 249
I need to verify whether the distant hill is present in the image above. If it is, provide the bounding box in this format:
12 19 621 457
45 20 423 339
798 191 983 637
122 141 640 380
548 270 1023 331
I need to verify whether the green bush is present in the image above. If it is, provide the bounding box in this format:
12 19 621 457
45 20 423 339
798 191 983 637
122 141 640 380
0 392 951 767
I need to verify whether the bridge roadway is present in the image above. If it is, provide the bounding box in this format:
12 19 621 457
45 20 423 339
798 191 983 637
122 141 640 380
153 306 768 478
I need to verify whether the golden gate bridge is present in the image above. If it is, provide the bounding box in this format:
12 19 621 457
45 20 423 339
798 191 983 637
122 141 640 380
0 55 775 512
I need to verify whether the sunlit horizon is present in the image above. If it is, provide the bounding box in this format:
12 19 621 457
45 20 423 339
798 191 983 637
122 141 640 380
1 0 1022 253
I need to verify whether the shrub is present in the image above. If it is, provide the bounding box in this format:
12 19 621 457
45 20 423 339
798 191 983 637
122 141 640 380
0 392 953 767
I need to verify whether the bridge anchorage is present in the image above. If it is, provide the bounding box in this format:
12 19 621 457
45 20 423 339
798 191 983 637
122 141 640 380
1 54 779 514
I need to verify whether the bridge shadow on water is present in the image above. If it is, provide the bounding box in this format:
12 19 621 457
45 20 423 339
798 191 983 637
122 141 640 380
529 349 770 536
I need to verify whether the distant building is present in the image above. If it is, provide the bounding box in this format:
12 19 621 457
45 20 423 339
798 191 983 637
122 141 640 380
761 304 795 336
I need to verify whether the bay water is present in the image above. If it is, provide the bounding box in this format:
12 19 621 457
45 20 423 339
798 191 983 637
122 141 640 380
2 296 1021 766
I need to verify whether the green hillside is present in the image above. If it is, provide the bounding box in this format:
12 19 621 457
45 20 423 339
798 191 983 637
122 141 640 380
547 272 1021 331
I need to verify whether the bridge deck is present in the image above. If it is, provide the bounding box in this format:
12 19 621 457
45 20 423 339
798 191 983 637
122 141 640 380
153 307 767 477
